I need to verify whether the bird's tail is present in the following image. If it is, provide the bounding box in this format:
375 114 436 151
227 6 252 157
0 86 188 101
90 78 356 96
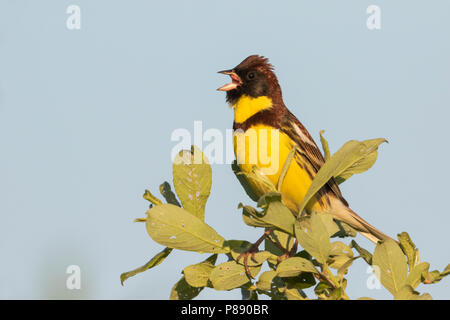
332 203 393 244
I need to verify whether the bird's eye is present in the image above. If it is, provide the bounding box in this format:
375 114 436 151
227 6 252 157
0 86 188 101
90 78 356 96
247 72 255 80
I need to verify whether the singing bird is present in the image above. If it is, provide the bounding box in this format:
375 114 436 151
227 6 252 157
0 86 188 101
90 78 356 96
217 55 392 251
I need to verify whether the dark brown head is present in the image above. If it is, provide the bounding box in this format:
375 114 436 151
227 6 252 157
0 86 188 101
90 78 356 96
217 55 282 105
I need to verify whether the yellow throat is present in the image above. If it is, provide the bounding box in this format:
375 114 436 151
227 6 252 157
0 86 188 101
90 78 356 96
233 95 273 123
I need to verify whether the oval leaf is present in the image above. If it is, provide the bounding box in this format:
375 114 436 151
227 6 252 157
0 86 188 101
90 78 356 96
372 239 408 295
240 204 272 229
146 204 229 253
260 200 296 235
183 255 217 288
334 138 387 184
317 214 340 238
173 146 212 220
329 241 354 258
294 213 331 264
240 197 296 234
169 276 203 300
256 271 278 291
210 261 261 291
298 138 386 214
276 257 319 277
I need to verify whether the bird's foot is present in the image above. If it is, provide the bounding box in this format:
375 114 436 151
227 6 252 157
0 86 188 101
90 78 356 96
236 229 272 278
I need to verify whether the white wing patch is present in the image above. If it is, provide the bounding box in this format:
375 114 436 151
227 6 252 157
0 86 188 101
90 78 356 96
293 123 316 147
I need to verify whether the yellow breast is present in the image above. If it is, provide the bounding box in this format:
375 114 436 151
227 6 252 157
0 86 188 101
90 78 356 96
233 124 322 214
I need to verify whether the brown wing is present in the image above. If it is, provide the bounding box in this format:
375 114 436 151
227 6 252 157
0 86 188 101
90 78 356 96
281 109 348 207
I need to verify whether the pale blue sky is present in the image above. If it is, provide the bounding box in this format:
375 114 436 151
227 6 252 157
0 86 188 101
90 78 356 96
1 1 449 299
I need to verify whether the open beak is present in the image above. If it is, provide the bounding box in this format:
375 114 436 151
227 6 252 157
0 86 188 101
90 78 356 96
217 69 242 91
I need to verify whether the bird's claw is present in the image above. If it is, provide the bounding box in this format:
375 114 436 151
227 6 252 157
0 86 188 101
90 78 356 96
237 246 260 279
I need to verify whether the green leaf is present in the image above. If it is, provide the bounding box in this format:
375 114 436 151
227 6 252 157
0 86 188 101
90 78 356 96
337 257 358 276
276 257 319 277
173 146 212 220
183 254 217 288
317 214 340 238
350 240 373 265
120 247 173 285
210 261 261 291
397 232 417 270
329 241 354 258
256 271 277 291
256 192 282 208
241 194 296 235
394 285 432 300
406 262 429 289
284 272 316 290
277 146 297 191
241 214 272 229
240 204 272 229
169 276 203 300
259 277 286 300
294 213 332 264
334 139 387 184
232 161 260 202
298 138 387 213
159 182 181 207
319 130 331 161
372 239 408 295
145 204 229 253
259 198 296 235
328 241 354 270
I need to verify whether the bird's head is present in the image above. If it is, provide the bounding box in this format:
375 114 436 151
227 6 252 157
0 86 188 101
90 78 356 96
217 55 282 105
